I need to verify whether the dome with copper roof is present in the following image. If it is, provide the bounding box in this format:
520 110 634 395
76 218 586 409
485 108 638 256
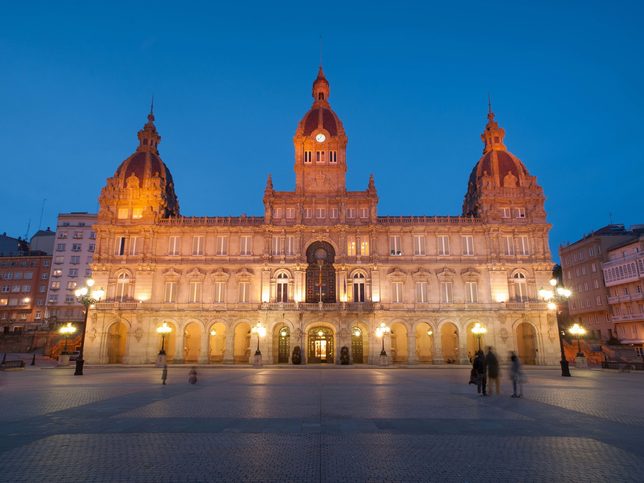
467 108 530 189
295 66 346 139
106 109 179 218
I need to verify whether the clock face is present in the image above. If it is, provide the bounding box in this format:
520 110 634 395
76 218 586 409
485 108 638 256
315 133 326 143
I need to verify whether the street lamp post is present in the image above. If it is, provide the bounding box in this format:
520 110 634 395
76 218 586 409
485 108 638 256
251 322 267 367
156 322 172 366
539 278 572 376
375 322 391 365
569 322 587 368
73 279 105 375
58 322 77 364
471 322 487 352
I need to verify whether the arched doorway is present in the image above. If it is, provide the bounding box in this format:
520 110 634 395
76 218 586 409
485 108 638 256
305 242 336 303
208 322 226 362
415 322 434 363
184 322 201 363
517 322 537 365
233 322 251 363
274 325 290 363
440 322 459 364
351 326 364 363
107 321 127 363
391 322 408 363
308 326 334 363
466 321 486 360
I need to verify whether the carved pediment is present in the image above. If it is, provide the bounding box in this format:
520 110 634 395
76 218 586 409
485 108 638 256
236 267 254 279
185 267 206 279
163 268 182 279
461 268 480 280
411 268 433 281
386 268 407 281
435 267 456 280
210 268 230 281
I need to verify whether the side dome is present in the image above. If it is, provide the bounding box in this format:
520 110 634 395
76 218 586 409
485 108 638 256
98 110 180 222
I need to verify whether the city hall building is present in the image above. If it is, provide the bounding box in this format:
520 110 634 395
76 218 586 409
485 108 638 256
86 68 559 365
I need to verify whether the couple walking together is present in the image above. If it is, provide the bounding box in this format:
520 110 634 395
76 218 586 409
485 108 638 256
470 348 524 397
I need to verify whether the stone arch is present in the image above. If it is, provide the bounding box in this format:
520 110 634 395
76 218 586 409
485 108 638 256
207 320 227 363
464 319 487 359
390 320 409 363
438 320 459 364
155 319 178 362
106 320 128 364
305 321 336 364
514 320 538 365
414 320 434 363
183 320 203 363
233 321 252 363
351 321 370 364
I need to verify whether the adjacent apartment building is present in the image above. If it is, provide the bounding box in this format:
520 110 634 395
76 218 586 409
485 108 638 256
602 231 644 350
560 225 641 342
45 213 97 324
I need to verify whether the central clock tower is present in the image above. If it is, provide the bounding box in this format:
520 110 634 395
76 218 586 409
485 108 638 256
293 66 348 195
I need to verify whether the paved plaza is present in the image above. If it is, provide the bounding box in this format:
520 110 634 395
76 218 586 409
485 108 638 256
0 364 643 482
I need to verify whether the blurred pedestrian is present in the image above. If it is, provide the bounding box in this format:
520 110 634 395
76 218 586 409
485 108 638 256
486 347 500 395
161 364 168 385
473 350 487 396
188 366 197 384
510 352 524 398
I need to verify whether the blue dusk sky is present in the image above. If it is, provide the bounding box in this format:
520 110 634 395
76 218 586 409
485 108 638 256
1 1 642 260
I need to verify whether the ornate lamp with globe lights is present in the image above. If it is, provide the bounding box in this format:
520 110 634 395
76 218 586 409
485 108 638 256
539 278 573 376
156 322 173 366
568 322 588 368
471 322 487 352
375 322 391 366
73 279 105 375
251 322 267 367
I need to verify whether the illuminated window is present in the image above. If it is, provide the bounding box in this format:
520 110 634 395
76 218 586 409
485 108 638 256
390 236 402 256
438 235 450 256
462 236 474 256
132 208 143 219
413 235 426 256
276 273 288 302
360 239 369 256
189 281 202 303
117 208 129 219
416 282 428 303
240 236 252 256
353 273 365 302
465 281 478 303
347 237 356 256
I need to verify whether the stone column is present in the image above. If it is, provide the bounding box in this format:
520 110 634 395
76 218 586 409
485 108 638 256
199 328 209 364
173 322 185 364
458 325 469 364
407 331 418 365
433 330 443 364
223 329 234 364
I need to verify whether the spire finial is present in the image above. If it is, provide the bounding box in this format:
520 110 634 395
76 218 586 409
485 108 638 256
319 34 323 68
487 93 494 121
148 96 155 122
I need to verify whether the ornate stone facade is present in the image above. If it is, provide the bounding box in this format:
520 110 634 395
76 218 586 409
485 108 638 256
85 69 559 365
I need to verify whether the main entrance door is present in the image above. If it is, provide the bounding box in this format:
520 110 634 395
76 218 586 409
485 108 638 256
308 327 334 363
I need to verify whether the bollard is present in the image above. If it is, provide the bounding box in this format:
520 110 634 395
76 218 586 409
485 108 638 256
31 354 36 366
1 353 5 364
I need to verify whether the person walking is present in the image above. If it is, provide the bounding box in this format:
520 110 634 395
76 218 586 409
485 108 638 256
188 366 198 384
161 364 168 385
510 352 524 398
473 350 487 396
485 347 500 395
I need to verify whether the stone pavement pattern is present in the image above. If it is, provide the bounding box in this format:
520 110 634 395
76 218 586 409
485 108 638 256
0 366 643 482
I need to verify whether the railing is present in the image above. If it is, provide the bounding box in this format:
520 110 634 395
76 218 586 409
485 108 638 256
378 216 481 225
158 216 265 226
